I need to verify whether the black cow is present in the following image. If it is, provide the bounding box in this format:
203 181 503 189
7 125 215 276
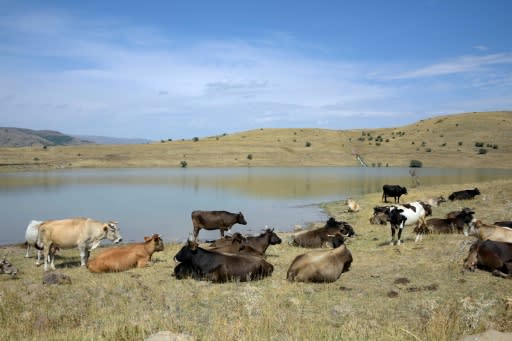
448 188 480 201
463 240 512 278
291 218 355 248
191 210 247 240
382 185 408 203
174 240 273 283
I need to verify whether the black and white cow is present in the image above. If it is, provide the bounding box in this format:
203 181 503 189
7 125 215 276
384 201 431 245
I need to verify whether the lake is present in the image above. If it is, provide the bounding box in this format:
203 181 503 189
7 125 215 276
1 167 511 245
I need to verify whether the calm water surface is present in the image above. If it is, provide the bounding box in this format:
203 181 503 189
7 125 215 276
1 167 511 245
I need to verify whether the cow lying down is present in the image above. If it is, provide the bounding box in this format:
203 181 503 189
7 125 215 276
173 240 273 283
87 234 164 273
287 234 352 283
463 240 512 278
291 217 355 248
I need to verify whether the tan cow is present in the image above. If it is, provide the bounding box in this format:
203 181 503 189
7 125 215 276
467 219 512 243
36 217 122 271
87 234 164 273
286 234 353 283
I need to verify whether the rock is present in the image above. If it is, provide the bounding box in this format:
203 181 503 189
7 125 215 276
42 271 72 285
145 331 195 341
458 329 512 341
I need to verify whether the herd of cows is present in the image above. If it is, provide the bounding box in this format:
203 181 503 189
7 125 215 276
1 184 511 283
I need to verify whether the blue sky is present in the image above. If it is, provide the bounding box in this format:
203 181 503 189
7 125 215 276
1 1 511 140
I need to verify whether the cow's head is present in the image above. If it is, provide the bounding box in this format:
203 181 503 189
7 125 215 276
267 228 282 245
144 234 165 252
329 232 345 248
473 188 481 195
463 241 480 271
420 202 433 216
104 221 123 244
237 212 247 225
174 240 199 263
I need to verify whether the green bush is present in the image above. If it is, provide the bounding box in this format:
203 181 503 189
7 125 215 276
475 142 484 147
409 160 423 168
478 148 487 155
192 137 199 142
180 161 188 168
247 154 253 160
305 141 312 147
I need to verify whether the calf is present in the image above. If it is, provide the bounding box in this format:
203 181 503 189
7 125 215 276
369 206 390 225
291 218 354 248
174 240 273 283
382 184 407 203
286 234 352 283
422 196 446 207
448 188 480 201
463 240 512 278
0 258 17 277
467 220 512 243
87 234 164 273
191 210 247 240
346 198 360 212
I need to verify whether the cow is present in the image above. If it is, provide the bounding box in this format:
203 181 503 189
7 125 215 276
35 217 123 271
191 210 247 240
384 201 431 245
466 220 512 243
87 234 164 273
286 233 352 283
291 218 355 248
414 208 475 240
369 206 391 225
207 233 262 257
382 184 408 203
463 240 512 278
346 198 360 212
207 232 247 248
448 188 481 201
24 220 43 262
0 257 18 277
173 240 273 283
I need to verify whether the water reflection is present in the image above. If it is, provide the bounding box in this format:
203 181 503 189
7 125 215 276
1 167 511 245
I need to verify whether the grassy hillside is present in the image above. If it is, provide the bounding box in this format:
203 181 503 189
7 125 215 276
0 127 91 148
0 111 511 171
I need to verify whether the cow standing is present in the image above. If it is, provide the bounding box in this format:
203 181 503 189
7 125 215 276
382 185 408 203
36 217 123 271
191 210 247 240
384 201 431 245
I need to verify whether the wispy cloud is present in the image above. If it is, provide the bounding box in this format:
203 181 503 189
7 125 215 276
387 53 512 79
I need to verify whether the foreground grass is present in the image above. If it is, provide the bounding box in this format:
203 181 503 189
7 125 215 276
1 179 512 340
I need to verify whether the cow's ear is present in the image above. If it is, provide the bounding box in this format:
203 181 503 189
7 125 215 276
144 236 151 242
103 226 108 232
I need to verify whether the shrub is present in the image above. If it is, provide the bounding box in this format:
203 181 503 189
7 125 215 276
425 148 432 152
409 160 423 168
180 161 188 168
493 144 498 149
458 141 463 146
247 154 253 160
305 141 312 147
478 148 487 155
474 142 484 147
192 137 199 142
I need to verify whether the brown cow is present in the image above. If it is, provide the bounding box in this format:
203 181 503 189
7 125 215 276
207 228 282 256
467 220 512 242
207 233 262 256
87 234 164 273
207 232 247 248
463 240 512 278
286 234 352 283
291 218 355 248
191 210 247 240
174 240 273 283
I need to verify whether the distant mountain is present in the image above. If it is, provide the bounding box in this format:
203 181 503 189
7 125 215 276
75 135 152 145
0 127 93 147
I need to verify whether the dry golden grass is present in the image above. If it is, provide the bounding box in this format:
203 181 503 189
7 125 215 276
1 179 512 340
0 111 511 172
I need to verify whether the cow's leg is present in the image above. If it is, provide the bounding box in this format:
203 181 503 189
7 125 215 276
79 246 87 267
397 226 404 245
43 245 50 271
390 226 396 245
25 245 30 258
192 226 200 241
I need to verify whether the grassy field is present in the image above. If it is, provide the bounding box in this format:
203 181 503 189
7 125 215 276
0 111 511 171
1 179 511 340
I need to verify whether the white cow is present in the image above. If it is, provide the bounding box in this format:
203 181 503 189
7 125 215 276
36 217 123 271
384 201 431 245
25 220 43 263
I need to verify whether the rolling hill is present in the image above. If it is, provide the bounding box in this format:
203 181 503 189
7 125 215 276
0 127 92 147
